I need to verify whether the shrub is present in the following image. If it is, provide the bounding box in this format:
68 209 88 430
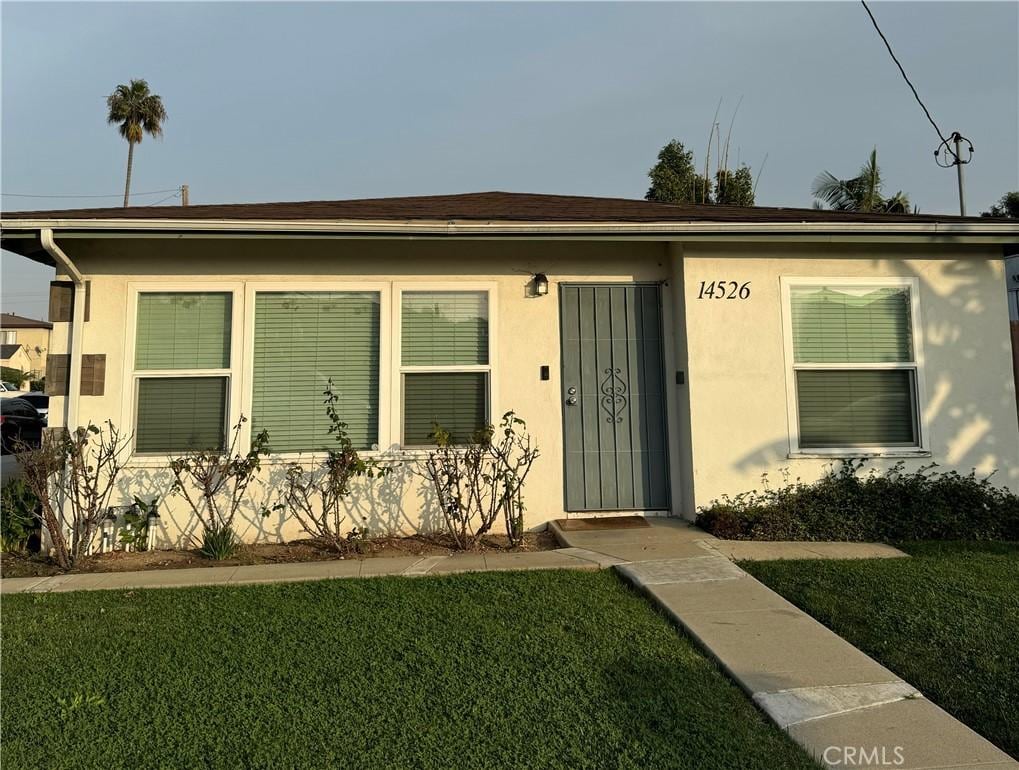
696 460 1019 542
14 422 132 569
417 411 539 549
1 479 39 552
116 496 159 552
274 380 395 554
169 418 270 560
1 366 27 387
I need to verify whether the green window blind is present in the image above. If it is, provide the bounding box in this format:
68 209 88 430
135 292 232 370
791 286 913 363
135 377 227 453
796 370 917 448
402 291 488 366
403 372 488 445
252 292 380 452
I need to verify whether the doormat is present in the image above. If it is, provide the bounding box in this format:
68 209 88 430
554 516 650 531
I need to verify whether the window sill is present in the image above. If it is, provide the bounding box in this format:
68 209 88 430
124 447 447 469
787 450 932 460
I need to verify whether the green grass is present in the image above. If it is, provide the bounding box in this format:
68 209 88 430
744 541 1019 759
1 570 814 770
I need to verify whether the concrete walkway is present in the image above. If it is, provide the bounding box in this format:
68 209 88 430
0 547 610 594
550 518 1017 770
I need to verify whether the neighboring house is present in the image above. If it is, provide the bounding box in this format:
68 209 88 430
2 192 1017 546
0 313 52 382
0 343 34 383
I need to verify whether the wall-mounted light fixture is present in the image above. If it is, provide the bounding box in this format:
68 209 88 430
533 273 549 297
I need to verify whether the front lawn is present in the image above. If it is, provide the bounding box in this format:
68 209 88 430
1 570 814 769
744 541 1019 759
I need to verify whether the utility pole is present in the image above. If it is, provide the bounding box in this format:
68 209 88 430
180 184 189 206
952 133 965 216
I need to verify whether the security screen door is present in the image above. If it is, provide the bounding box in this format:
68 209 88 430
560 283 670 511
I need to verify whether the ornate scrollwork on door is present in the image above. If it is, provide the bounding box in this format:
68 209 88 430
600 367 627 423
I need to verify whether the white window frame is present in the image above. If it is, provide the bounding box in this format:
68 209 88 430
240 281 391 458
123 282 244 460
780 276 930 457
393 282 499 449
0 330 16 344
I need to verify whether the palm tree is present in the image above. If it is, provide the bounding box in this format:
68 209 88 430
106 79 167 207
811 148 912 213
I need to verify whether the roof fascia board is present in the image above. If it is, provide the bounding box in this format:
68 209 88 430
1 218 1015 239
15 230 1011 245
0 217 1014 234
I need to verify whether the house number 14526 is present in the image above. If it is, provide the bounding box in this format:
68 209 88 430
697 280 751 300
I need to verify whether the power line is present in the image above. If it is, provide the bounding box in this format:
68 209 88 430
1 188 179 199
860 0 973 214
145 192 181 206
860 0 948 147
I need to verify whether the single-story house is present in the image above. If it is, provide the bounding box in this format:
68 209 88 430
2 192 1017 545
0 312 52 382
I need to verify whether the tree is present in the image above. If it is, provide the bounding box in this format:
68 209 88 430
981 192 1019 218
645 140 712 205
715 165 754 206
106 79 167 207
811 148 912 213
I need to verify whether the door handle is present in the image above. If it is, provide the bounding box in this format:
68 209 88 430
566 396 577 405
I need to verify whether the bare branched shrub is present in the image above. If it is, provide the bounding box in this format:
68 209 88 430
418 411 539 550
14 422 132 570
169 417 270 559
275 381 394 553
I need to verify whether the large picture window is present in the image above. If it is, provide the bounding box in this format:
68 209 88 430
786 281 922 451
252 291 381 452
400 290 490 445
133 292 232 453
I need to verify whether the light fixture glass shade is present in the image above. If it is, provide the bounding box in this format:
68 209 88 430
534 273 549 296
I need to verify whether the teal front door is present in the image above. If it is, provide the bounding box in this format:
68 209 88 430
560 283 670 511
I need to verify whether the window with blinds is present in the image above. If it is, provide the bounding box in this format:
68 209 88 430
400 290 490 445
252 292 380 452
133 291 232 453
135 292 231 369
788 283 920 450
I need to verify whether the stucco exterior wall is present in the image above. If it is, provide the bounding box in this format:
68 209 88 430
50 237 677 546
43 236 1019 546
679 242 1019 510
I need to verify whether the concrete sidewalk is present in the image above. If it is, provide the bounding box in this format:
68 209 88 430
0 547 607 594
551 518 1017 770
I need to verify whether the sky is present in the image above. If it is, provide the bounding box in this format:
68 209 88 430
2 1 1017 319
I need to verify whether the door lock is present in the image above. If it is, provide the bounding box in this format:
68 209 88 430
567 387 577 395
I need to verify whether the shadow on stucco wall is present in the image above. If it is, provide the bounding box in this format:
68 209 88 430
723 257 1019 507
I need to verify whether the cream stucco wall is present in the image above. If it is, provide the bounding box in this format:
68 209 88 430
49 237 678 546
43 235 1019 546
678 242 1019 510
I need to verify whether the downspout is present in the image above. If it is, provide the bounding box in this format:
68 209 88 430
39 228 85 432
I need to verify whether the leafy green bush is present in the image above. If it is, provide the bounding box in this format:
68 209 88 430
1 479 39 552
696 460 1019 542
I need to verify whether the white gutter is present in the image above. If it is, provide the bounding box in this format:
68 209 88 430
39 228 84 431
4 217 1017 238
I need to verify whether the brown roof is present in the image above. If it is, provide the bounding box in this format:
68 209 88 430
1 191 1006 225
0 343 23 359
1 313 52 330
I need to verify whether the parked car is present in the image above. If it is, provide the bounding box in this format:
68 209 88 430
16 392 49 423
1 397 46 455
0 381 25 398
